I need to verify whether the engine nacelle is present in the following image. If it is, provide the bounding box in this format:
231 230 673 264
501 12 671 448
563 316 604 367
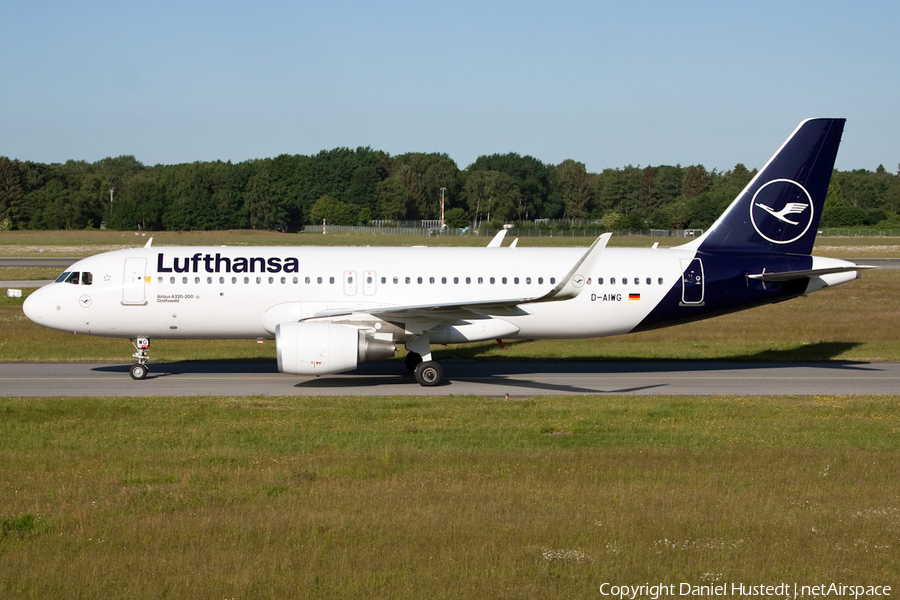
275 322 395 375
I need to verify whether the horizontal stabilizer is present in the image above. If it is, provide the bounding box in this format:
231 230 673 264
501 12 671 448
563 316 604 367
748 264 875 282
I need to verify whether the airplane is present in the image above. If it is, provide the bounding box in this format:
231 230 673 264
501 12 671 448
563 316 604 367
23 118 872 386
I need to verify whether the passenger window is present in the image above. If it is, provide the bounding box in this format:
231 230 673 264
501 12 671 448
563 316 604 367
538 277 543 284
280 277 285 284
219 277 225 284
646 278 651 285
194 277 200 284
598 277 604 285
466 277 471 284
514 277 519 284
170 277 176 284
207 277 212 284
293 277 298 284
380 277 385 284
232 277 237 284
367 276 373 284
405 277 410 284
441 277 446 284
429 277 434 284
490 277 495 284
181 276 187 284
526 277 531 284
158 277 163 284
478 277 483 284
394 277 399 284
550 278 556 284
587 278 592 285
347 276 353 284
64 272 80 285
454 277 459 284
244 277 250 284
658 278 664 285
611 278 616 284
501 277 507 284
329 277 334 284
634 278 639 285
81 272 92 285
417 277 423 284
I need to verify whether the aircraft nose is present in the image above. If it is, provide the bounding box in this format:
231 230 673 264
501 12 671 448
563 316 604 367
22 285 52 324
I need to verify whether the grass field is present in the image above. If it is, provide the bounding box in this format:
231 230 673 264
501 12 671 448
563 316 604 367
2 228 900 256
2 230 898 598
0 394 897 599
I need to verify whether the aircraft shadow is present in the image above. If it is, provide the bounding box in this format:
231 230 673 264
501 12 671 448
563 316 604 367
435 341 874 373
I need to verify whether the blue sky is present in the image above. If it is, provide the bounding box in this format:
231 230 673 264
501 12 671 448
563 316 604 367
2 0 897 172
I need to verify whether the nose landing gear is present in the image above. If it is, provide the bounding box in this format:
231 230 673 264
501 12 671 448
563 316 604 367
130 337 150 380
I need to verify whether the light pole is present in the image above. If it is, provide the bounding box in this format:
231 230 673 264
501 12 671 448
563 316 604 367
440 187 446 229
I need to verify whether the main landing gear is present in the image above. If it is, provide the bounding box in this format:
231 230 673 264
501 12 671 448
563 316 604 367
404 335 444 386
404 352 443 386
129 337 150 380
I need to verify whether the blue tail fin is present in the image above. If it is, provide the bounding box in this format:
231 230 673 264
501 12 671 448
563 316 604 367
687 118 845 255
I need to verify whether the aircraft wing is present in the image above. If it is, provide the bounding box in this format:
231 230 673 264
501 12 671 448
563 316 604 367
308 233 612 322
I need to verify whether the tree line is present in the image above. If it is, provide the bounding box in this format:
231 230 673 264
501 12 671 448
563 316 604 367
1 149 899 232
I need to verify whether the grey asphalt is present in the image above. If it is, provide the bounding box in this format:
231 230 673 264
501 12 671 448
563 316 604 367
1 257 80 288
1 360 898 397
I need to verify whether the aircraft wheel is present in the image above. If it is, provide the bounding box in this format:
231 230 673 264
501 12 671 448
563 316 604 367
414 361 443 386
404 352 422 374
130 363 148 380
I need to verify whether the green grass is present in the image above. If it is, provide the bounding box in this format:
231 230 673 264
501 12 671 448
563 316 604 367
0 267 60 281
0 394 897 599
2 228 900 256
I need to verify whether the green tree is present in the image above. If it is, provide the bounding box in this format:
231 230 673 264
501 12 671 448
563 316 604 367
310 194 367 226
391 153 463 219
0 157 24 228
443 207 469 229
464 170 520 225
376 177 408 221
468 153 555 220
682 165 711 199
556 159 595 220
245 164 286 230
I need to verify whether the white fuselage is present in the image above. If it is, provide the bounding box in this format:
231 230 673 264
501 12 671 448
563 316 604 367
24 244 693 342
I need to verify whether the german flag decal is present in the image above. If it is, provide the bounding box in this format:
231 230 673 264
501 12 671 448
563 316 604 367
629 293 640 301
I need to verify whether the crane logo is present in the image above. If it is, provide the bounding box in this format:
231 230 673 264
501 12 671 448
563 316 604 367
749 179 814 245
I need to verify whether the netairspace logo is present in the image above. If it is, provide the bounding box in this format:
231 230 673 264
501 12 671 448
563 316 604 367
597 582 892 599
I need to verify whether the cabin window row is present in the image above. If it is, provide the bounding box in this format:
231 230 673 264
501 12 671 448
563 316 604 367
591 277 665 286
154 275 562 285
154 275 667 286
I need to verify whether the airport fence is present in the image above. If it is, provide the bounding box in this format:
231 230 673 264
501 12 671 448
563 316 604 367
301 225 706 238
303 224 900 238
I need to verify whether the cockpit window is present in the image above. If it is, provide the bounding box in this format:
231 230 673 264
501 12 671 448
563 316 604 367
55 272 70 283
81 272 92 285
63 272 80 284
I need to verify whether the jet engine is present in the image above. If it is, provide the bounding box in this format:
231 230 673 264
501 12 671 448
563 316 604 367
275 322 396 375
